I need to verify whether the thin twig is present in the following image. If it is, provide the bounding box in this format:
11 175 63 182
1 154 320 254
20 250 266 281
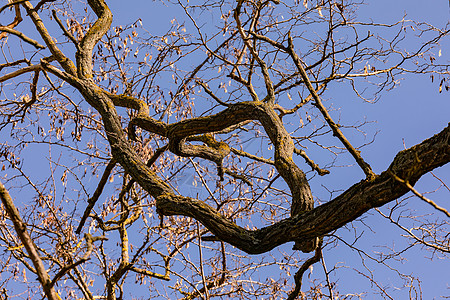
196 80 230 107
50 234 107 288
287 239 323 300
76 158 117 234
390 171 450 218
197 222 210 299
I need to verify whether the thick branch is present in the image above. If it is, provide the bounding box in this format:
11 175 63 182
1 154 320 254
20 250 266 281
157 124 450 254
78 80 315 251
165 102 313 226
76 0 112 78
66 71 449 256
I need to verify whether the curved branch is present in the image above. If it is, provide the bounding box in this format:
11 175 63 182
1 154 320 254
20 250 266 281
287 239 323 300
156 124 450 254
66 76 450 256
78 81 316 252
76 0 112 78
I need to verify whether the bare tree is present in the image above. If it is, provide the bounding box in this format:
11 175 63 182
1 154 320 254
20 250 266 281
0 0 449 299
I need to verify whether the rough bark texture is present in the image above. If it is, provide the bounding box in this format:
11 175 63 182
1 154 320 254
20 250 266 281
60 68 449 254
1 0 449 298
156 123 450 253
30 0 449 258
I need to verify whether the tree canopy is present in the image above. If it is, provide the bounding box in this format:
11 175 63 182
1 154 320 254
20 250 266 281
0 0 449 299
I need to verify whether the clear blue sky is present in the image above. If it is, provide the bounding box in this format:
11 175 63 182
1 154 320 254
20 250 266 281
105 0 450 298
1 0 449 298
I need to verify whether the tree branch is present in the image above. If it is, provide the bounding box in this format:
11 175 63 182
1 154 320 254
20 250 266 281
76 0 112 78
22 1 77 75
287 239 323 300
286 32 375 180
156 124 450 254
76 158 117 234
0 26 45 48
0 181 61 300
390 171 450 218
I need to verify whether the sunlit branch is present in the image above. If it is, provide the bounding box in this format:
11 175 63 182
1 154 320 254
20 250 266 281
0 26 45 48
76 0 112 78
321 250 335 300
197 222 210 299
0 0 26 15
286 32 375 180
229 147 270 165
390 171 450 218
0 1 22 40
76 158 117 234
0 181 61 300
22 1 77 75
129 266 170 281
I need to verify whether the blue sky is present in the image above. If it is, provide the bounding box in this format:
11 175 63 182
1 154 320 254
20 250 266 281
1 0 449 298
104 0 450 298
